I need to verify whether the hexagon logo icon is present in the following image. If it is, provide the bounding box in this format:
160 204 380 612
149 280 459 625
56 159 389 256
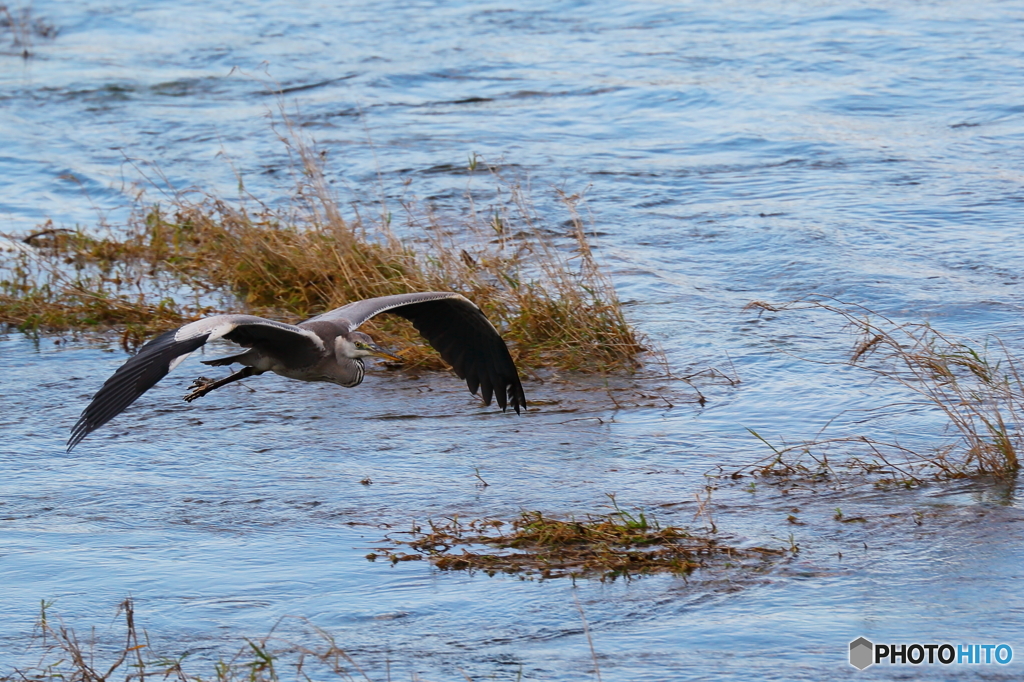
850 637 874 670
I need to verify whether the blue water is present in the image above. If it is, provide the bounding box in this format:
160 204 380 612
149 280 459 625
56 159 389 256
2 1 1024 679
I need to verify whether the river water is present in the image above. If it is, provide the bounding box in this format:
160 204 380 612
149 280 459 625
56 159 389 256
2 1 1023 679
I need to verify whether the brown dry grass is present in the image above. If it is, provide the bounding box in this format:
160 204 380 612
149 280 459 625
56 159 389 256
369 497 782 581
0 229 195 349
739 298 1023 481
0 141 646 373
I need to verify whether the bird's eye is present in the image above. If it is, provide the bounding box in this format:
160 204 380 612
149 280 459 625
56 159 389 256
356 341 369 349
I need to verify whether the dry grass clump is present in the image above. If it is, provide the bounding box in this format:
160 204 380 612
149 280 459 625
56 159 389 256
741 298 1023 481
0 144 645 373
731 431 930 488
369 497 780 581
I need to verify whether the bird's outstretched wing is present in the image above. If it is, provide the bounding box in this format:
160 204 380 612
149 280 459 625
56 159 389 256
68 315 323 451
302 292 462 328
304 292 526 413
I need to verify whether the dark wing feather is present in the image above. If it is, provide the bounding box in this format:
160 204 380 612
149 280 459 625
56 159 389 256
378 296 526 414
67 315 324 451
67 329 210 451
302 292 525 412
301 292 463 330
222 323 323 369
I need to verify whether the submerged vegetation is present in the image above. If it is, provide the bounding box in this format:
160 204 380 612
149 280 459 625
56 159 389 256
0 138 645 373
739 298 1023 481
6 594 619 681
369 497 781 581
2 503 778 680
5 598 399 681
0 3 58 57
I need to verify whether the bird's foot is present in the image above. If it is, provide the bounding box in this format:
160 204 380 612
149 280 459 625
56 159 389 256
184 376 216 403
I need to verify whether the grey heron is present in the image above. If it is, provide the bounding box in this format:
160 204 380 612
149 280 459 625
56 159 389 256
68 292 526 451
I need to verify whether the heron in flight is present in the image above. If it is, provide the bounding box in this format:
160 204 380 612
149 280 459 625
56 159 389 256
68 292 526 451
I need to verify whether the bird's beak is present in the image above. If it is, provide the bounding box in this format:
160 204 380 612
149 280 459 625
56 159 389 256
369 343 404 362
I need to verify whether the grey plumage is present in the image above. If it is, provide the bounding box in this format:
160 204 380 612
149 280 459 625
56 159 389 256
68 292 526 451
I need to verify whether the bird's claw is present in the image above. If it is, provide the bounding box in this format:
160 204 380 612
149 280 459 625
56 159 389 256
183 377 215 403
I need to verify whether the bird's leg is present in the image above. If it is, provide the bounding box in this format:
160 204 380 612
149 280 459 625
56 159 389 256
184 366 257 403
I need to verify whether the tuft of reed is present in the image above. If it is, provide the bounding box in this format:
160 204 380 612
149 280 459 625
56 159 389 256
0 143 646 374
740 298 1023 481
369 496 781 581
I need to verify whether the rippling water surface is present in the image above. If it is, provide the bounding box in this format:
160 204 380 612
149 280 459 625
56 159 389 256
3 1 1024 679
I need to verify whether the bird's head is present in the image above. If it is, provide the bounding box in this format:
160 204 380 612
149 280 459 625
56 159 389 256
336 331 403 362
